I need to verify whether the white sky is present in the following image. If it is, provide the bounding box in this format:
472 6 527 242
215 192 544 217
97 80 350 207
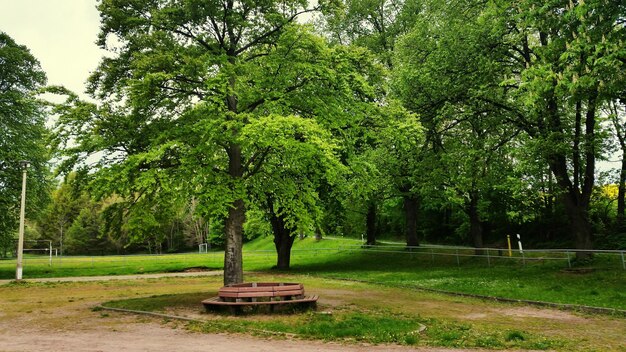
0 0 316 99
0 0 103 98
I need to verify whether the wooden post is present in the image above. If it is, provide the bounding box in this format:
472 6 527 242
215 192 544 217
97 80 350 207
507 235 512 257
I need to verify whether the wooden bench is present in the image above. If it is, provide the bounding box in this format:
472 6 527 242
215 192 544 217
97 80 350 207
202 282 318 313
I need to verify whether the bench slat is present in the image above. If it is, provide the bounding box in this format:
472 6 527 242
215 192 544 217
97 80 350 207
227 282 295 288
273 289 304 297
240 287 270 292
202 295 318 307
273 284 303 291
206 282 315 311
220 288 264 294
222 285 302 293
235 291 276 298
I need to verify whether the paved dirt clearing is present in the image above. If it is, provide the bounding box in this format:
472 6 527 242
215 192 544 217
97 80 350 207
0 274 624 351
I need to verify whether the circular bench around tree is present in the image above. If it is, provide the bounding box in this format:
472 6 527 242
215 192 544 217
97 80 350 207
202 282 318 313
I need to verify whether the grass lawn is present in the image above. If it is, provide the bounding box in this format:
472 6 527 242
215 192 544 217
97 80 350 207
246 236 626 311
1 235 625 311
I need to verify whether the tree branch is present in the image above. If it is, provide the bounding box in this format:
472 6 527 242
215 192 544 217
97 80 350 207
244 147 272 178
235 7 320 55
244 78 309 112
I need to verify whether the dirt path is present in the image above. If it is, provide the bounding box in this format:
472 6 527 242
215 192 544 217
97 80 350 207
0 270 223 285
0 321 473 352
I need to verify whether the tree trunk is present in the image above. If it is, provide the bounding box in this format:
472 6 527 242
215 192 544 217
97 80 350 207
562 196 593 260
617 155 626 227
60 227 64 257
314 228 322 241
365 202 377 246
468 192 483 255
221 42 246 286
610 101 626 229
268 197 296 270
543 89 596 261
275 233 296 270
223 144 245 286
546 167 593 260
224 199 245 285
404 195 419 247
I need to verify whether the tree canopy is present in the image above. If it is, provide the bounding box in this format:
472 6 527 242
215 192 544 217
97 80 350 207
30 0 626 281
52 0 395 284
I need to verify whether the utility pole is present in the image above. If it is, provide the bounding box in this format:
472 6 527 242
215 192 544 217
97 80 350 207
15 160 30 281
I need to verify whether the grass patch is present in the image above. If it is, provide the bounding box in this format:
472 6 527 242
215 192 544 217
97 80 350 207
104 292 210 311
255 311 424 344
506 330 526 342
3 236 625 312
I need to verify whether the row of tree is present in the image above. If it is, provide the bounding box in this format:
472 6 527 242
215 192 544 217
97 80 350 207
2 0 626 285
31 173 214 256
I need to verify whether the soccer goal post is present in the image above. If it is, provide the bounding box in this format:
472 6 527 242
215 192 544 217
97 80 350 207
22 240 54 266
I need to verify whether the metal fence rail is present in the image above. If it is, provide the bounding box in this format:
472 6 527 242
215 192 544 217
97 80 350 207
327 244 626 269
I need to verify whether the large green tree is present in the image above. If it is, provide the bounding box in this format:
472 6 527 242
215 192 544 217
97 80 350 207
0 32 50 257
502 0 626 257
321 0 427 247
53 1 381 284
244 115 342 269
394 0 520 251
37 178 82 256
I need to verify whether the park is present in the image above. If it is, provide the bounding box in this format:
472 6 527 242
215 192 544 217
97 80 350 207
1 0 626 351
1 236 625 351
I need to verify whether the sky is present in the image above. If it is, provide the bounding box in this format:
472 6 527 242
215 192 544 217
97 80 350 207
0 0 314 99
0 0 104 98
